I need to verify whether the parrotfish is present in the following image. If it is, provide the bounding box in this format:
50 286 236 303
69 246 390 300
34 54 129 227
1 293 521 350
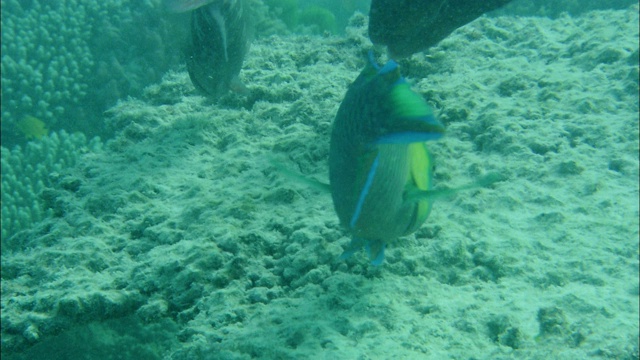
270 55 501 265
329 53 445 265
368 0 513 58
166 0 250 97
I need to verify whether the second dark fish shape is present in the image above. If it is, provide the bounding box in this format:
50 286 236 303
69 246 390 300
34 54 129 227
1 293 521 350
168 0 250 98
369 0 512 58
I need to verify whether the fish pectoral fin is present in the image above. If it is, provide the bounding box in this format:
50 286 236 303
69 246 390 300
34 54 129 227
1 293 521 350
339 248 357 261
340 238 387 265
229 75 249 95
339 237 366 260
269 157 331 192
405 172 504 203
366 241 386 266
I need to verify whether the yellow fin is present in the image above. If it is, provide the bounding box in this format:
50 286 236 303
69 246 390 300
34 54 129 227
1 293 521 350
407 142 434 224
405 172 504 203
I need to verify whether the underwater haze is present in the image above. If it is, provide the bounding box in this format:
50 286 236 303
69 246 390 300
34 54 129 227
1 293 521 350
1 0 638 359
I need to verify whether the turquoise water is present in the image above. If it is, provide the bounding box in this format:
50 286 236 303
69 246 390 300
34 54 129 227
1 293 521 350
1 1 638 359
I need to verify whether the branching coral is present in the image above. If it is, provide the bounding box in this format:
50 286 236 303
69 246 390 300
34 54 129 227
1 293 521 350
1 0 186 148
1 131 102 242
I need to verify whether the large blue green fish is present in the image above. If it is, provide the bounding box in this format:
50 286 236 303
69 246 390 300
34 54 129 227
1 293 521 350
271 55 500 265
329 54 445 265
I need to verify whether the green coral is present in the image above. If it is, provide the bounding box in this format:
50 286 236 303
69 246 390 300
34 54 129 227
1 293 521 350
299 5 338 35
1 0 95 139
1 131 102 243
261 0 342 35
265 0 300 29
1 0 185 148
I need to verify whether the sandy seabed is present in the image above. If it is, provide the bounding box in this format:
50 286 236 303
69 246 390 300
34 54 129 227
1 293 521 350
2 5 639 360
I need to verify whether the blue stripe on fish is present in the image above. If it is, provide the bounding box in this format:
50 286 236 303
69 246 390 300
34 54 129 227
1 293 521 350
376 124 444 144
350 154 380 229
378 59 398 75
368 51 382 70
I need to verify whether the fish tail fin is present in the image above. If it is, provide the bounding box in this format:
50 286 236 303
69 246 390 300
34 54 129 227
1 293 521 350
229 75 250 95
339 248 357 261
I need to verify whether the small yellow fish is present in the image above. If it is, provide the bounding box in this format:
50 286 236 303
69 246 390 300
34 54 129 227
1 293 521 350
16 115 48 140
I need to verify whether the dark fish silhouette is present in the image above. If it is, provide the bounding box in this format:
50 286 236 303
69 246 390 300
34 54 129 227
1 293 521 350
166 0 250 97
369 0 513 58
